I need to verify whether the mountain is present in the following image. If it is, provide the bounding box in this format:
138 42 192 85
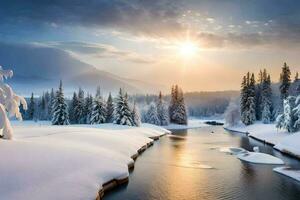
0 42 166 96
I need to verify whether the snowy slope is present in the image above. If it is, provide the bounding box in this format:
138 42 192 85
0 122 168 200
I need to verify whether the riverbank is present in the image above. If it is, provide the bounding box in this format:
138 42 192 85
0 121 169 200
224 122 300 159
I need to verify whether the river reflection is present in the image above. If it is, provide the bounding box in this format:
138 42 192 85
105 126 300 200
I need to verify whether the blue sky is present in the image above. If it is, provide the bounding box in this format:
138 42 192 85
1 0 300 91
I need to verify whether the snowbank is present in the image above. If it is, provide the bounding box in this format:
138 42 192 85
274 132 300 158
273 167 300 182
237 152 284 165
0 122 168 200
224 122 300 158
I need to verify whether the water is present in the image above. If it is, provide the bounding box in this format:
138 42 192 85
105 126 300 200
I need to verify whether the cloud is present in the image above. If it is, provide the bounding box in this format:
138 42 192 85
46 41 156 64
1 0 300 49
0 0 184 38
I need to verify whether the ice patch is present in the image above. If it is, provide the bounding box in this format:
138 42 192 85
219 147 248 155
237 152 284 165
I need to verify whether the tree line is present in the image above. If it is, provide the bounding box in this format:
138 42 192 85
21 82 188 126
233 62 300 133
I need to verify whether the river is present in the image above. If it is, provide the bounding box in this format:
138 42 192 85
105 126 300 200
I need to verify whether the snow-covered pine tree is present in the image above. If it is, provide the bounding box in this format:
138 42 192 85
48 88 55 120
145 102 160 125
240 75 248 124
171 88 188 125
261 71 273 124
51 80 69 125
74 87 85 124
0 67 27 139
255 70 263 120
157 92 169 125
44 91 51 120
113 88 134 126
293 95 300 131
131 102 141 126
282 96 296 132
69 92 78 124
90 94 106 124
243 73 256 125
84 94 93 124
27 93 35 120
279 62 291 105
38 92 47 120
106 92 114 123
169 85 176 121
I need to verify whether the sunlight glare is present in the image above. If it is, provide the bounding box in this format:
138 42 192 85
179 41 199 58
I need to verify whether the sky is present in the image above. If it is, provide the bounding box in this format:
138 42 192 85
1 0 300 91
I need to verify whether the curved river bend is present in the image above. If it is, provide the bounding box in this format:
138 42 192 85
105 126 300 200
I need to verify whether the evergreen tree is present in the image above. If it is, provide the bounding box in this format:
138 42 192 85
44 91 51 120
84 94 93 124
276 96 296 132
169 85 176 121
255 70 263 120
145 102 160 125
106 92 114 123
51 80 69 125
27 93 35 120
113 88 134 126
157 92 169 125
261 70 273 124
169 85 188 125
132 102 141 127
171 87 188 125
241 73 256 125
279 62 291 102
90 95 106 124
240 75 248 124
38 93 47 120
293 96 300 131
49 88 55 120
74 87 85 124
69 92 78 124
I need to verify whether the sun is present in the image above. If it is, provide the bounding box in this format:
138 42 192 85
179 41 199 58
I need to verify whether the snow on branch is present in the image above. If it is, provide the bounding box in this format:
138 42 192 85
0 66 27 139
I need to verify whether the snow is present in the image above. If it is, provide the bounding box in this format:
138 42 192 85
237 152 284 165
273 167 300 182
0 122 168 200
274 132 300 158
224 122 300 158
219 147 247 155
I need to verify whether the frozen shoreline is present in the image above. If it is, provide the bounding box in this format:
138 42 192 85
224 122 300 159
0 122 169 200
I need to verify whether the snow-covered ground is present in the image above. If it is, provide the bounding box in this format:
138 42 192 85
224 122 300 181
224 122 300 157
237 152 284 165
0 121 169 200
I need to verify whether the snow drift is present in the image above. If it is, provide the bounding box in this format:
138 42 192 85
0 122 168 200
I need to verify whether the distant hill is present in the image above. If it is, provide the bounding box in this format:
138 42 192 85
0 42 167 96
